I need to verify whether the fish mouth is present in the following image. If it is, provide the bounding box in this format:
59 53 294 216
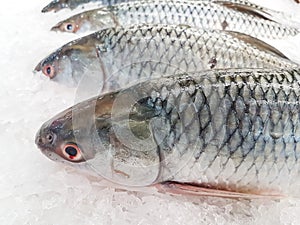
34 61 42 73
35 134 57 160
35 129 49 150
35 131 61 162
51 23 61 32
41 2 58 13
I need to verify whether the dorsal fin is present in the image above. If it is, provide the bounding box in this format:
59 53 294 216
213 1 273 21
225 30 289 59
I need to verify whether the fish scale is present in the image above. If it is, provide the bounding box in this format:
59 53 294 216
51 0 300 39
147 69 300 194
41 0 273 13
35 24 299 89
36 68 300 196
42 0 130 12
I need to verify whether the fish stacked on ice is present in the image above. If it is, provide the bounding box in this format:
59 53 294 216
35 0 300 198
49 0 300 39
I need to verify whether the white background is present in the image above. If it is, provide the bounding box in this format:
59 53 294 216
0 0 300 224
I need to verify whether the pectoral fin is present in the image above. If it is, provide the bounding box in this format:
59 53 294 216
156 181 284 199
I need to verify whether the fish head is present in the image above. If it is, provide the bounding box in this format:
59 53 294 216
34 49 62 79
51 9 118 34
34 43 95 86
42 0 69 13
35 91 120 165
51 14 88 33
35 96 100 164
35 107 84 163
36 90 162 185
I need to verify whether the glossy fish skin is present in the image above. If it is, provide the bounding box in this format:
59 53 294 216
35 24 298 89
41 0 132 12
50 0 300 39
36 68 300 196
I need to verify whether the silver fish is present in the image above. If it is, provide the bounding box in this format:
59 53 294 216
41 0 131 12
34 24 298 90
35 68 300 198
50 0 300 39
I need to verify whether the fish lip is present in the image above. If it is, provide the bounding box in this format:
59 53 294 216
34 62 42 73
35 131 41 147
41 3 58 13
35 128 47 149
41 5 53 13
36 136 60 162
50 24 60 32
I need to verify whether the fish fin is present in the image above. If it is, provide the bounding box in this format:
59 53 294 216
225 30 289 59
156 182 284 199
213 1 273 21
214 1 300 29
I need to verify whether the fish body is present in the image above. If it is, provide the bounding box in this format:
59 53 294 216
35 24 298 89
51 0 300 39
41 0 131 12
35 68 300 197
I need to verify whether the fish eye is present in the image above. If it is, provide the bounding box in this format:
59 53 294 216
65 23 75 33
62 143 83 162
42 65 55 78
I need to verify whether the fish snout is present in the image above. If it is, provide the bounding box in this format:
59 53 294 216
41 3 57 13
35 128 56 149
34 62 42 73
41 0 64 13
50 20 65 32
51 24 60 32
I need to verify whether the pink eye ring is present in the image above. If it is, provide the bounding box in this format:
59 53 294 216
42 65 55 78
62 143 83 162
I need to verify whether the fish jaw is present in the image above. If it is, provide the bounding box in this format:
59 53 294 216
34 61 42 73
51 21 67 32
41 0 69 13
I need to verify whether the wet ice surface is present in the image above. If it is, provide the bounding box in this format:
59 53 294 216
1 0 300 224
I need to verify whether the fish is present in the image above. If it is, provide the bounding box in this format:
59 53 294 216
41 0 132 13
35 67 300 198
50 0 300 39
34 24 299 90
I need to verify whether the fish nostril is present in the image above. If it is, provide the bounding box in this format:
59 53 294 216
46 134 54 144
